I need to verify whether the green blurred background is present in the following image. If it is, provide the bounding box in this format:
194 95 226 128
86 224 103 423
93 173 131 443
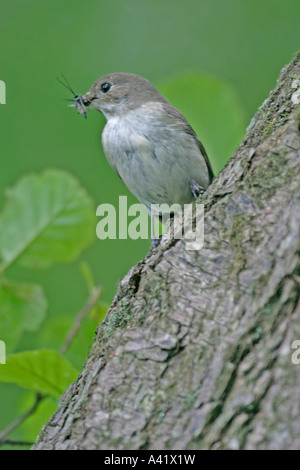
0 0 299 447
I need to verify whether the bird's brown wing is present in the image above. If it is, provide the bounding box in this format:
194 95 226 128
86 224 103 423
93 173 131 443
194 135 214 183
159 102 214 183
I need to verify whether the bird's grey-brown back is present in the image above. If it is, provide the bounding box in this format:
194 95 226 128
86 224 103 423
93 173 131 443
83 72 213 211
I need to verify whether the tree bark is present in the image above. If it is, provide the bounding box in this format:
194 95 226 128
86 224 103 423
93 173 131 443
33 53 300 450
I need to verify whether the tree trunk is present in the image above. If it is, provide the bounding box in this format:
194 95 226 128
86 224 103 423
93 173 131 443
33 53 300 450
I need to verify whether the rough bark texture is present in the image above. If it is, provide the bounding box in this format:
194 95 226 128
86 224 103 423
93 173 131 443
34 53 300 450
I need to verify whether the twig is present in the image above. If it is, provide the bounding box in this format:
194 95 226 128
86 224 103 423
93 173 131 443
0 439 34 447
59 286 102 355
0 393 42 444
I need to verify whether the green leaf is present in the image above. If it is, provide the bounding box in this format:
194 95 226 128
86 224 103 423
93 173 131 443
0 169 96 271
0 350 78 397
158 73 247 173
0 279 47 352
36 315 99 370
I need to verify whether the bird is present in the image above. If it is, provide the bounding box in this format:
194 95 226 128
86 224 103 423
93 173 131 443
69 73 214 247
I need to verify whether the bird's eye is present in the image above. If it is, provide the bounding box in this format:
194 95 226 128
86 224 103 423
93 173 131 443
101 83 111 93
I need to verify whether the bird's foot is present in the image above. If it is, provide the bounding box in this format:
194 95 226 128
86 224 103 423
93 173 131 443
190 179 205 200
151 235 162 249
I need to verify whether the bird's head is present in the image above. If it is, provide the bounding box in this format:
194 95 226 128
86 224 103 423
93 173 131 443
82 73 168 119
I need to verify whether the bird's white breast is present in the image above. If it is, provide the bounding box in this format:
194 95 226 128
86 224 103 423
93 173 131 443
101 105 209 210
102 112 151 173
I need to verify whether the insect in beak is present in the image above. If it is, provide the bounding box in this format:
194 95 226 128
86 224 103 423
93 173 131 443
68 94 88 119
56 73 88 119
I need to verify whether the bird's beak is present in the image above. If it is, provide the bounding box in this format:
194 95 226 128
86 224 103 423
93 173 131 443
82 92 95 106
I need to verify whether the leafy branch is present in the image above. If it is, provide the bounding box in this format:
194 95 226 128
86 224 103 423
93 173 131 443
0 283 103 447
0 169 105 448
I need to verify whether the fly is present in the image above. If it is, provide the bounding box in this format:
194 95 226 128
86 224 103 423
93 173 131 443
57 73 87 119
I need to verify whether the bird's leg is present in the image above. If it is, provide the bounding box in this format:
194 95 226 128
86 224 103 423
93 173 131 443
151 212 162 248
190 179 205 200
